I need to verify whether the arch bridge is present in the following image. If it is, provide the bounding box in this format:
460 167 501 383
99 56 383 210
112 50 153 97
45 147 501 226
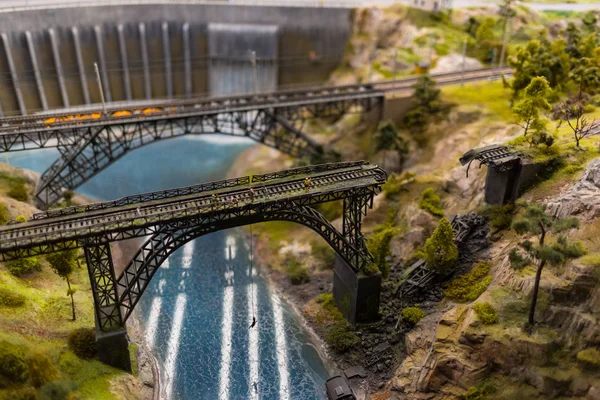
0 161 386 370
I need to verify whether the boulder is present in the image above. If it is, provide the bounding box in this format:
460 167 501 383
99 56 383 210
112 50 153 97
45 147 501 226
430 54 483 75
547 159 600 220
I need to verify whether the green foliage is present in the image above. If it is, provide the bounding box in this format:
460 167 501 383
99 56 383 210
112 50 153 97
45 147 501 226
15 215 26 223
512 76 552 146
443 262 492 302
46 249 78 279
6 256 40 277
316 293 343 320
576 348 600 370
363 263 380 276
285 256 310 285
0 204 9 225
315 200 343 220
0 341 28 388
464 380 496 400
324 320 359 353
509 248 529 270
473 302 498 324
38 381 77 400
382 172 416 196
63 191 74 206
27 351 60 388
419 187 444 217
404 75 443 137
374 120 409 156
580 253 600 267
7 181 29 202
0 287 26 307
482 203 515 231
67 328 98 360
401 306 426 324
311 241 335 268
367 225 398 279
474 17 497 62
1 386 37 400
424 218 458 274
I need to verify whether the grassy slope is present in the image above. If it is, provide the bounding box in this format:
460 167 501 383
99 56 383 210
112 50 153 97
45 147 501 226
0 165 134 399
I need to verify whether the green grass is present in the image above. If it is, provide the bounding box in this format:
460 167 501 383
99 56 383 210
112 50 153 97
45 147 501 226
441 81 514 122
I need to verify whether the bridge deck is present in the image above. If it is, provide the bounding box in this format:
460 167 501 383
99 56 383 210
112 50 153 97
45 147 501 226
0 162 385 259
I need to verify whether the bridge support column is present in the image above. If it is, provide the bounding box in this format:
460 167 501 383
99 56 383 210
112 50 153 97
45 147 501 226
95 324 132 373
333 255 381 324
72 27 91 105
139 23 152 100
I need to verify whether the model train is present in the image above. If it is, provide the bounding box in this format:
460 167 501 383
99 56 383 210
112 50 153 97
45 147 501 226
42 107 167 126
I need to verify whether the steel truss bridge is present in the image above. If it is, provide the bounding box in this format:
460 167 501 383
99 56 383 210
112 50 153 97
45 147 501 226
0 161 386 331
0 67 509 207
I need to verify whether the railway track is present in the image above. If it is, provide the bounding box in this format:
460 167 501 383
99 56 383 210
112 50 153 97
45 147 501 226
0 67 511 133
0 162 385 254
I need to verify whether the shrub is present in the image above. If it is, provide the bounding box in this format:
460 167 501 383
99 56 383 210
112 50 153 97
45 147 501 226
325 320 359 353
0 203 9 225
67 328 97 360
27 351 60 388
6 256 40 276
312 241 335 268
473 302 498 324
316 293 343 320
401 306 426 324
424 218 458 274
285 257 310 285
1 386 37 400
443 262 492 302
0 341 29 388
316 201 343 221
8 181 28 202
464 380 496 400
581 253 600 267
367 225 398 279
363 263 380 276
419 188 443 217
509 249 530 270
15 215 26 223
38 381 77 400
576 348 600 370
0 287 26 307
482 204 515 232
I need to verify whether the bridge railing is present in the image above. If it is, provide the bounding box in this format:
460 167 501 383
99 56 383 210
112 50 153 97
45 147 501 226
251 160 368 183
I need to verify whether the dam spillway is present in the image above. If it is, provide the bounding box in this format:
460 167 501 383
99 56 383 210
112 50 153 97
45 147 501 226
0 3 351 115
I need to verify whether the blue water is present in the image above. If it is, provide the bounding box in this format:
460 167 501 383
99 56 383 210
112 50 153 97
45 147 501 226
5 136 330 400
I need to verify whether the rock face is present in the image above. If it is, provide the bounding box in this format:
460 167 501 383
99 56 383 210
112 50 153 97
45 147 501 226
547 159 600 220
430 54 483 75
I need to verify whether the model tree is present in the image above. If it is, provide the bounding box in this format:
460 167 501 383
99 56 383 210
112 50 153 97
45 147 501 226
558 102 599 147
511 203 583 327
512 76 553 146
47 248 80 321
424 218 458 274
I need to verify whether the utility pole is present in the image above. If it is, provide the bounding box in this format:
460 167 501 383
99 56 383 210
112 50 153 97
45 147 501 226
249 50 258 94
393 49 398 80
461 40 467 86
499 11 510 68
94 62 106 116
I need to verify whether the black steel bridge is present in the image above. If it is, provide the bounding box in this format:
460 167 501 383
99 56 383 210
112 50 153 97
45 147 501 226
0 67 509 206
0 162 385 337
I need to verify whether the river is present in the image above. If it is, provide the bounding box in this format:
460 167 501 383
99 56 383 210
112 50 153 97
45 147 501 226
4 136 331 400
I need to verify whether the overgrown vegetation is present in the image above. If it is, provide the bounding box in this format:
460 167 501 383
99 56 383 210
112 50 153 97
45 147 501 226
67 328 98 360
26 351 60 388
46 248 80 321
419 187 443 217
482 204 515 232
464 380 497 400
576 348 600 370
382 171 416 196
374 120 409 164
404 75 444 140
367 224 398 279
401 306 426 324
5 256 40 277
316 294 359 352
424 218 458 274
285 255 311 285
0 287 26 308
473 302 498 324
443 261 492 302
0 341 28 388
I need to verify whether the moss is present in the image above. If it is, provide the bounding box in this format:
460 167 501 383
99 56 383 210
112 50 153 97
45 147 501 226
324 320 359 353
0 386 36 400
473 302 498 324
129 344 139 377
482 204 515 232
441 81 514 122
67 328 97 360
580 253 600 267
7 182 28 202
401 306 426 324
39 381 77 400
0 204 8 225
363 263 380 276
5 256 40 277
315 201 343 221
443 262 492 302
576 348 600 370
0 287 25 308
419 187 444 217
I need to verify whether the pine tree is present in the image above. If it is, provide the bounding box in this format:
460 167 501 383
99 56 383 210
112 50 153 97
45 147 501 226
424 218 458 274
511 203 583 328
46 248 79 321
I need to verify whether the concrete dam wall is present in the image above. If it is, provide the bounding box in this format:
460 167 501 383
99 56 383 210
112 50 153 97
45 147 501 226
0 4 351 115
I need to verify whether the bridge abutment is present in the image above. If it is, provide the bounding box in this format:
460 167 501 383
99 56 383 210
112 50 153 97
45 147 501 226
333 255 381 324
95 324 132 372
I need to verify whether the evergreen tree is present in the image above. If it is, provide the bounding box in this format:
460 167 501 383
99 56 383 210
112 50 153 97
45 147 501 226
46 249 79 321
512 76 552 146
569 57 600 99
511 203 583 327
475 17 496 62
412 75 441 113
424 218 458 274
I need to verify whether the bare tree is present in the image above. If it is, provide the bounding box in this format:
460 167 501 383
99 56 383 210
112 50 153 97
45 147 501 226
559 102 599 147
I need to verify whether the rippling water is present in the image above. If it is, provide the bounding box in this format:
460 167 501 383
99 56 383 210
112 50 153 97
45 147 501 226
6 136 330 400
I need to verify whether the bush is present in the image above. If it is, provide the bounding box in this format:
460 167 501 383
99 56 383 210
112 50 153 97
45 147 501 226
285 256 310 285
509 249 530 270
6 256 40 276
443 262 492 302
0 341 29 388
464 380 496 400
316 293 343 320
8 181 28 202
576 348 600 370
482 204 515 232
382 172 416 196
363 263 380 276
424 218 458 274
38 381 77 400
27 351 60 388
67 328 97 360
401 306 426 324
325 320 359 353
311 241 335 268
0 203 9 225
473 302 498 324
419 188 444 217
367 226 398 279
581 253 600 267
0 287 26 307
1 386 37 400
315 201 343 221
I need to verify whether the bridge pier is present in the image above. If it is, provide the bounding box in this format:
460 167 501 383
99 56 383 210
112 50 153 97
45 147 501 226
72 27 91 105
49 28 69 108
333 255 381 324
95 324 132 373
25 31 48 111
139 23 152 100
